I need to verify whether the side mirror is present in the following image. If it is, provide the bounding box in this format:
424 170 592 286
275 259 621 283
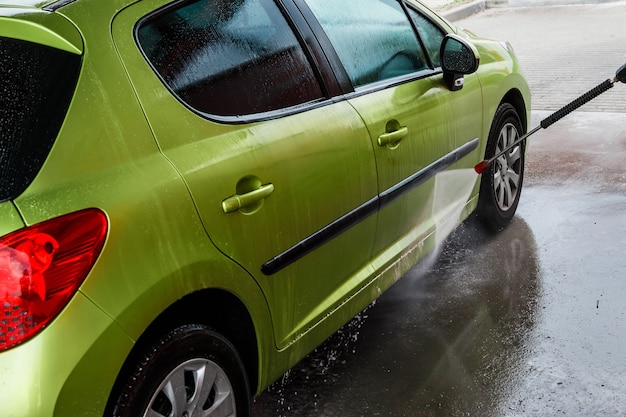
440 34 480 91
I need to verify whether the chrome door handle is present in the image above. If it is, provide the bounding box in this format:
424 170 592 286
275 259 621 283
222 183 275 214
377 126 408 147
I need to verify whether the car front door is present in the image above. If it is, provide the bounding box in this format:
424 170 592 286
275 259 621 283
306 0 480 271
112 0 379 348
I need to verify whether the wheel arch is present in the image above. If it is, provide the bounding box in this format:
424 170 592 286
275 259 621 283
104 288 262 415
153 289 260 393
500 88 529 134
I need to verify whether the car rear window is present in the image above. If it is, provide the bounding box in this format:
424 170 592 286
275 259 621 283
0 37 81 202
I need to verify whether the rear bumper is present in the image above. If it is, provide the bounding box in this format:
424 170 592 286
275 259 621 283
0 292 132 417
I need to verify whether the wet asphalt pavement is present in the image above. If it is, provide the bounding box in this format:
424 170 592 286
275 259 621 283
252 2 626 416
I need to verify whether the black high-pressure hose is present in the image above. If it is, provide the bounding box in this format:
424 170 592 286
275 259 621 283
475 62 626 174
539 79 614 129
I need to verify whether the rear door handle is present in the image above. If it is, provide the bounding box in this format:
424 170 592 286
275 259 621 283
222 183 275 214
377 126 408 147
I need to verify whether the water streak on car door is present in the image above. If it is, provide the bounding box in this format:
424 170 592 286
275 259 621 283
441 71 484 222
449 72 484 163
348 76 459 272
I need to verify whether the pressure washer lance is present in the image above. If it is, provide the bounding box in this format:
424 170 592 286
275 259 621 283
474 62 626 174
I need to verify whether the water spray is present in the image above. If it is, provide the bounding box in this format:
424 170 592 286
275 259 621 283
474 62 626 174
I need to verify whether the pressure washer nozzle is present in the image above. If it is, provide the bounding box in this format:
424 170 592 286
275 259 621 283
474 160 490 174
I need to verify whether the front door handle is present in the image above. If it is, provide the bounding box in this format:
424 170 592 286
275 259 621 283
377 126 408 147
222 183 275 214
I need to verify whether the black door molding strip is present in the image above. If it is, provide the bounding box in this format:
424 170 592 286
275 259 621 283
261 138 479 275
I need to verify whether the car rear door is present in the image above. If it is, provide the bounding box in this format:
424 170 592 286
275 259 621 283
305 0 480 271
112 0 378 348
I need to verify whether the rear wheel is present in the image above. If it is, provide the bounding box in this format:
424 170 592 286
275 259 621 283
477 103 525 231
111 324 250 417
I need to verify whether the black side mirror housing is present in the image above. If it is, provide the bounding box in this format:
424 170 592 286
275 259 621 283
616 62 626 83
440 34 480 91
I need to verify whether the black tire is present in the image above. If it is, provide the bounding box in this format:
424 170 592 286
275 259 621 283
476 103 525 232
110 324 250 417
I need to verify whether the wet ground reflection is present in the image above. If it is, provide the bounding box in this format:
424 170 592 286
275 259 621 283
252 216 541 416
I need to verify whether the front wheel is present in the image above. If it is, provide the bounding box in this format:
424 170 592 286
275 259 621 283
476 103 525 231
110 324 250 417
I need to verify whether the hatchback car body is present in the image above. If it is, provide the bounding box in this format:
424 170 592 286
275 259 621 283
0 0 530 415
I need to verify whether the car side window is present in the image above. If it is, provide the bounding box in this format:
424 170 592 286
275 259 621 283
306 0 428 88
137 0 324 117
407 7 446 68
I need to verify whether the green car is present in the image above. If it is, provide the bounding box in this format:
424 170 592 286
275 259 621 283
0 0 530 415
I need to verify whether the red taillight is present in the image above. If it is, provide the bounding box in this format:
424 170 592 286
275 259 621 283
0 209 108 352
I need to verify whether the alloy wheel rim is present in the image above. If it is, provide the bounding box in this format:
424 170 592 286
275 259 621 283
493 122 522 212
144 358 236 417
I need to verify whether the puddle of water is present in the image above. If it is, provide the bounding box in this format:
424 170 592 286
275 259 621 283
253 216 542 417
